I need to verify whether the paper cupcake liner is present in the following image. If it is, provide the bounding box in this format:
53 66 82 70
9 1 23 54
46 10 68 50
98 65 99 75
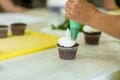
57 43 79 60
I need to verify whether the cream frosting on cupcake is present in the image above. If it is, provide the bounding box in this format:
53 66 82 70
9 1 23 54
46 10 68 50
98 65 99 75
58 29 76 47
83 25 100 33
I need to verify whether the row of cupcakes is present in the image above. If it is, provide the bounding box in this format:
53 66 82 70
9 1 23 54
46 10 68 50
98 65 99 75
0 23 27 38
57 25 101 60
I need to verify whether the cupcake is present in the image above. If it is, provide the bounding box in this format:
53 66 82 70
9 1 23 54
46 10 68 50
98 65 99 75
0 25 8 38
57 29 79 60
11 23 27 35
83 25 101 45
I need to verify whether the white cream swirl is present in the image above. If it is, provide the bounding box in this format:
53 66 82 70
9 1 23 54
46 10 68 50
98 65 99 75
58 29 76 47
83 25 100 33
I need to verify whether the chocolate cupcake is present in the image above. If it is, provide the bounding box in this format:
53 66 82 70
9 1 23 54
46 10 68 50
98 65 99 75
57 29 79 60
83 25 101 45
0 25 8 38
11 23 27 35
57 43 79 60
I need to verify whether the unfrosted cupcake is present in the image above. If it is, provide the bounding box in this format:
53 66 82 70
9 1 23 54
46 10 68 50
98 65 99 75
11 23 27 35
0 25 8 38
57 29 79 60
83 25 101 45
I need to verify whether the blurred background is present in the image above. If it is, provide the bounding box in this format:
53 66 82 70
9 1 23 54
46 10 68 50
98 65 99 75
13 0 47 8
12 0 106 9
8 0 115 32
0 0 115 13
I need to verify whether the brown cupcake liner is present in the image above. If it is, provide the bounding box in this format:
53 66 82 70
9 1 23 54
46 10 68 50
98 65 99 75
0 25 8 38
11 28 25 35
83 32 101 45
57 43 79 60
11 23 26 35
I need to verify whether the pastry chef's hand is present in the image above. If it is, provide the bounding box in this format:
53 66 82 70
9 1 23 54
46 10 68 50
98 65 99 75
65 0 99 25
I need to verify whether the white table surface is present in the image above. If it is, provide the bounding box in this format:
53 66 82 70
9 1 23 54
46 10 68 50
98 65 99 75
0 9 120 80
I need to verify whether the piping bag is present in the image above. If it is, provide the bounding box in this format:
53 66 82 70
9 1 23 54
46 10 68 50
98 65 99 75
70 19 84 40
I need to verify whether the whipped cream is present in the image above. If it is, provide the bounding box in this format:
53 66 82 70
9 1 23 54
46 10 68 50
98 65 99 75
58 29 76 47
83 25 100 33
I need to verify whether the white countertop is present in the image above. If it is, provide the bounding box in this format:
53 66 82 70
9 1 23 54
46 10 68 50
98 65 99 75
0 9 120 80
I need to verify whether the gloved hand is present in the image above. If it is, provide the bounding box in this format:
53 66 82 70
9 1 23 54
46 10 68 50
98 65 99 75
65 0 99 25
